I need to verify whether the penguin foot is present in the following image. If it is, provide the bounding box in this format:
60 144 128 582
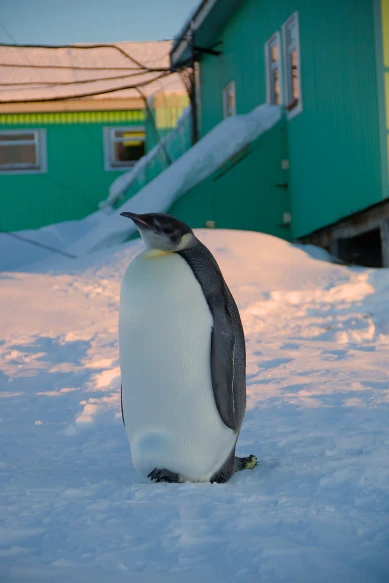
148 468 181 483
236 454 258 472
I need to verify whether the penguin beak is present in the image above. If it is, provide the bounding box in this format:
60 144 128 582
120 212 149 228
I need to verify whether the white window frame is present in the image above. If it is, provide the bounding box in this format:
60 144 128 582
0 129 47 175
265 32 283 106
282 11 303 119
194 61 202 136
223 80 236 118
103 125 145 172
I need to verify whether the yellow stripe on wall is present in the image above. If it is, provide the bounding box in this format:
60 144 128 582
0 110 145 125
382 0 389 67
386 134 389 182
385 72 389 130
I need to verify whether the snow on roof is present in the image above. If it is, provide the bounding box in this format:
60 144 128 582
0 41 186 104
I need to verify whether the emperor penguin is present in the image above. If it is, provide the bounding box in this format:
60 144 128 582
119 212 257 484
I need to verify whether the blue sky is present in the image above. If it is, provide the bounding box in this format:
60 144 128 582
0 0 199 44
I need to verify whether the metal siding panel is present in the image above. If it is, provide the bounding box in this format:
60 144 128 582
0 119 144 231
385 72 389 129
289 0 382 238
198 0 382 239
171 119 291 239
382 0 389 66
387 133 389 182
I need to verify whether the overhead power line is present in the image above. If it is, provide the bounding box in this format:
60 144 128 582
0 70 155 91
0 62 155 71
0 19 116 215
0 20 190 259
0 71 172 103
0 18 14 44
2 231 77 259
0 42 171 72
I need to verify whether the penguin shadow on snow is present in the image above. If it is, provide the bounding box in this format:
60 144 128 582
4 335 90 366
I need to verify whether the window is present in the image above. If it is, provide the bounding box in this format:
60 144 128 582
194 61 202 135
223 81 236 118
103 126 145 171
0 129 47 174
282 12 302 118
265 32 282 105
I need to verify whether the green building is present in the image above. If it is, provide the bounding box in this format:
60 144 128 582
168 0 389 266
0 41 187 232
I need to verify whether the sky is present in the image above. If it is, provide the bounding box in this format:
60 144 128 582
0 0 199 45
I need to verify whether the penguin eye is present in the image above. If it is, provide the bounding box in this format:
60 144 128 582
163 227 174 235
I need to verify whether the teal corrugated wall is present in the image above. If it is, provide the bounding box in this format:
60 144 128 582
170 118 291 239
197 0 383 239
0 117 143 232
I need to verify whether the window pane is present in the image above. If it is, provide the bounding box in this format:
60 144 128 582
291 50 299 100
112 141 145 165
113 130 145 141
283 12 301 114
0 144 37 166
0 133 35 142
113 130 128 140
228 89 235 114
224 83 235 117
273 68 280 105
271 42 278 63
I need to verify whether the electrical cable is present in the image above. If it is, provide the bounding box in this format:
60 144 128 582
0 62 152 71
0 20 192 258
2 231 77 258
0 42 170 72
0 71 172 103
0 70 155 90
0 19 115 214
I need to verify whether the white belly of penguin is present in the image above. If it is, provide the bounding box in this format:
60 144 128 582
119 249 236 482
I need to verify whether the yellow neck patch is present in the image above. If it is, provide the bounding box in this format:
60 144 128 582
144 249 173 259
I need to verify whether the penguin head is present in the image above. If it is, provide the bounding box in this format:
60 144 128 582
120 212 196 252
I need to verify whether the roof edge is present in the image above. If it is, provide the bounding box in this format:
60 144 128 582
171 0 219 66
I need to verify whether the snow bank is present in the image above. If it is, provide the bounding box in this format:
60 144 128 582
1 229 389 581
66 103 282 255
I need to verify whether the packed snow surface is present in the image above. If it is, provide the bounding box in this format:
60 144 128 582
1 229 389 582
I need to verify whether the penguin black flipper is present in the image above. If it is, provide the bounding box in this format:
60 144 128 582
179 241 246 432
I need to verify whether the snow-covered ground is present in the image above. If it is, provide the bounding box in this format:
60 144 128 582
1 229 389 582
